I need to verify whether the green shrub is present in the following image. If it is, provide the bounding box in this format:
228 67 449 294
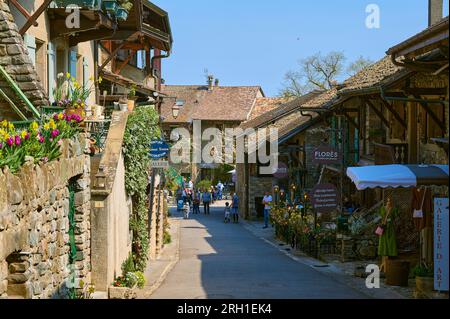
135 271 146 289
196 180 212 192
121 253 135 274
412 264 434 278
123 106 160 272
163 230 172 245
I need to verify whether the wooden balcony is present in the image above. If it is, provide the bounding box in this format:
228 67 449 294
373 143 409 165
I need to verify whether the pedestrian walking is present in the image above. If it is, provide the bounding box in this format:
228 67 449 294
231 193 239 223
217 181 224 200
224 202 231 223
202 189 212 215
193 189 201 214
183 201 190 219
262 191 273 229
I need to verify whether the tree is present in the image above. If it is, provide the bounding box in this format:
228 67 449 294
347 56 374 76
279 52 375 98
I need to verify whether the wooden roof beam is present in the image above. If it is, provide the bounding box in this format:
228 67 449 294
9 0 38 27
365 99 390 128
380 99 407 129
19 0 53 35
413 94 447 132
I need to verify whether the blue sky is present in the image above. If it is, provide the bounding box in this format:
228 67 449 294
152 0 449 97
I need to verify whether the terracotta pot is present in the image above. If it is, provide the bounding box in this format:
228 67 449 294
416 277 434 294
127 99 135 112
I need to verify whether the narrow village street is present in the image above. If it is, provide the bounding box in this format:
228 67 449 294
150 202 367 299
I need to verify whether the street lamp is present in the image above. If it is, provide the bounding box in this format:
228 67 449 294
172 104 180 119
95 166 106 189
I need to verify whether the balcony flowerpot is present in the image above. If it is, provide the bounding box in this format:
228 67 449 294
108 286 137 299
416 277 434 295
119 103 128 112
103 0 118 13
55 0 100 9
116 8 129 21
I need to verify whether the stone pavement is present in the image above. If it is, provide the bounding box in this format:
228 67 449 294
148 201 375 299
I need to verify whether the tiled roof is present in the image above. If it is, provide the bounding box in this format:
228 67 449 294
240 90 323 130
249 98 289 120
160 85 263 123
339 56 410 94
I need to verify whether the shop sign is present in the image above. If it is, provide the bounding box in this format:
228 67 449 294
273 162 289 179
310 183 340 214
313 146 341 164
434 198 449 291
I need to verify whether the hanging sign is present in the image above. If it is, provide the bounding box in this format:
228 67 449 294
273 162 289 179
310 183 340 214
150 140 170 159
313 146 341 164
434 197 449 291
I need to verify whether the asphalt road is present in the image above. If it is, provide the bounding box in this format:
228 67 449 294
150 203 367 299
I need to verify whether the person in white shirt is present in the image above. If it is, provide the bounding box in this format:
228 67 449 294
262 191 273 229
188 179 194 190
216 181 224 200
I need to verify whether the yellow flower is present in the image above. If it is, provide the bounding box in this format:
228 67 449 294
8 123 14 130
30 121 39 132
66 72 71 79
49 119 56 130
1 120 8 128
81 102 85 107
44 123 50 130
89 76 94 82
21 130 28 139
73 81 80 89
58 113 64 120
98 76 103 84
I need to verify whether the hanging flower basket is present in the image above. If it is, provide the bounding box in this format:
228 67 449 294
54 0 100 10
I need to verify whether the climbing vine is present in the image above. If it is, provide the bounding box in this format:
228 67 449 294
123 106 160 271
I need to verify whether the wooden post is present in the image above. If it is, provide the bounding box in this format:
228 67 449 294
19 0 52 35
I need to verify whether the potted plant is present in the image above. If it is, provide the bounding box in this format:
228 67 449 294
116 0 133 21
412 263 434 295
55 0 100 10
127 85 137 111
103 0 119 13
119 95 128 112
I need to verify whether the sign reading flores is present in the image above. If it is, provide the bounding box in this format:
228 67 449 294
310 184 340 213
150 140 170 159
313 146 341 164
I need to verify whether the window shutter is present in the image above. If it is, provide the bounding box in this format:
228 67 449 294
47 42 56 103
23 34 36 65
68 50 77 79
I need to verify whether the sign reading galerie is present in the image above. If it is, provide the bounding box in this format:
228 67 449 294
313 146 341 164
434 197 449 291
310 183 340 214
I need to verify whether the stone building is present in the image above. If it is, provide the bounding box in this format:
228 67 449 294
160 81 264 182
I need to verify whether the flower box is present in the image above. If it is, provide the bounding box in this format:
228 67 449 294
108 286 137 299
54 0 101 10
116 8 129 21
102 0 119 13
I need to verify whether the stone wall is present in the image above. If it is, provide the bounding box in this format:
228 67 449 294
0 135 91 299
248 173 273 218
0 1 49 120
90 111 132 292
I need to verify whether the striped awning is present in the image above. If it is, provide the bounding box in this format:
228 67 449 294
347 164 449 190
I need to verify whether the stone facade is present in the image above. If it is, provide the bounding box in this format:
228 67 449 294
0 135 91 299
0 1 49 120
247 174 273 219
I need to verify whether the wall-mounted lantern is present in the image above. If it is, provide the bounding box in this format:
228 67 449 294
96 166 106 189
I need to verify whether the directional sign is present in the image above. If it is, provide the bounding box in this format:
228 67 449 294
150 140 170 159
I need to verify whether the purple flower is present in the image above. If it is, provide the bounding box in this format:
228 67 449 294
51 129 60 138
0 142 3 149
25 133 30 140
65 114 72 122
42 157 48 163
6 137 14 147
38 134 45 143
14 135 21 146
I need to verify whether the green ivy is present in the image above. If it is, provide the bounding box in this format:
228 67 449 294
123 106 160 272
